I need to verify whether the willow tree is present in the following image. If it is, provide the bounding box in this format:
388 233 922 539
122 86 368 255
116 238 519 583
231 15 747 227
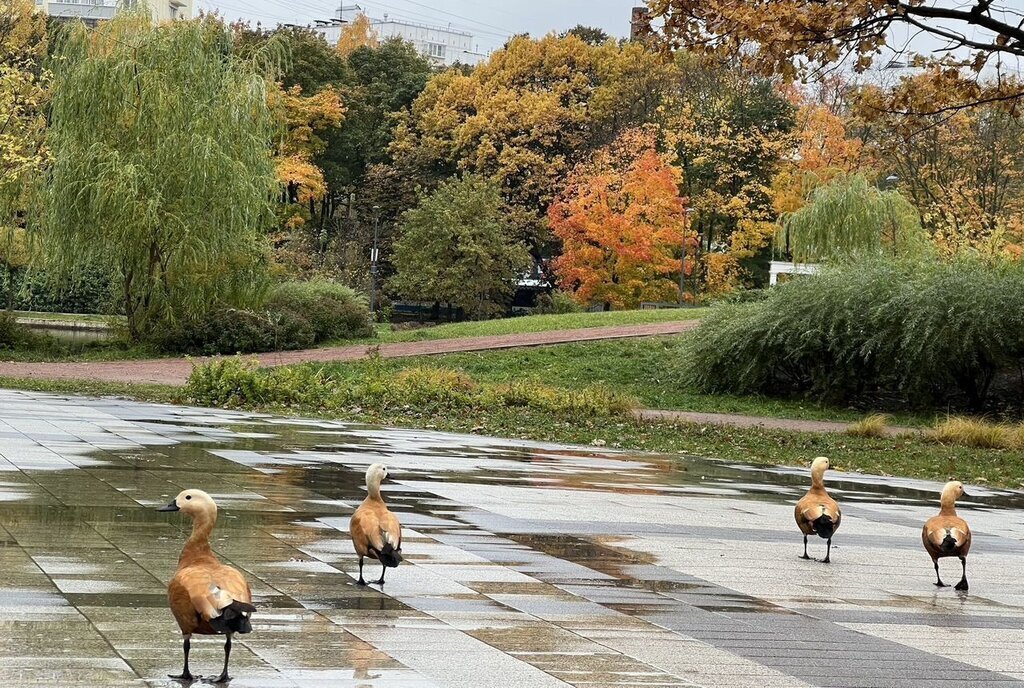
43 12 280 340
777 175 926 264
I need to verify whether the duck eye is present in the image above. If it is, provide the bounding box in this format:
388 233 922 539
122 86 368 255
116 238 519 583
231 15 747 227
185 495 192 500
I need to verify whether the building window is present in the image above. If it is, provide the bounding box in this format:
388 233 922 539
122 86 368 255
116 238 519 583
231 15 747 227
428 43 445 59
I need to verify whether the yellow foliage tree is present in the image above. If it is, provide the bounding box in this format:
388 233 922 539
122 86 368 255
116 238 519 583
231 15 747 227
855 68 1024 255
271 84 345 218
337 13 378 57
390 34 676 250
772 84 868 218
0 0 47 245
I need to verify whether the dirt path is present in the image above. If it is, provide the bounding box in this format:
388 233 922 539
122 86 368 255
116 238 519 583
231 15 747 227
0 320 699 386
636 409 918 436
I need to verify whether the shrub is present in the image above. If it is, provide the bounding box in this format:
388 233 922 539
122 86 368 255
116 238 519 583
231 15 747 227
534 289 584 315
845 414 890 438
162 280 373 355
927 417 1019 450
266 280 374 343
184 359 636 419
682 257 1024 410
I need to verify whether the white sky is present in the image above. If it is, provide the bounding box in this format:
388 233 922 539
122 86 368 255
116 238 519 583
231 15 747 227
197 0 638 55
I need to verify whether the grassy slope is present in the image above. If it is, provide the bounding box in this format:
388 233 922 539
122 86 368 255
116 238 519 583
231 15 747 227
309 337 935 427
373 308 708 343
1 308 708 362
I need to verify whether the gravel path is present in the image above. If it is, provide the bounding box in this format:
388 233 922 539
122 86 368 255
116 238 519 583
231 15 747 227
0 320 699 386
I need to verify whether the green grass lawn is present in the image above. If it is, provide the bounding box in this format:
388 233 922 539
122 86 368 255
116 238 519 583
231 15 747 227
308 337 936 427
373 307 708 343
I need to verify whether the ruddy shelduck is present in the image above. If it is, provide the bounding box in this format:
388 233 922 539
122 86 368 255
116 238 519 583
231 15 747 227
795 457 842 563
350 463 403 586
922 481 972 591
158 489 255 683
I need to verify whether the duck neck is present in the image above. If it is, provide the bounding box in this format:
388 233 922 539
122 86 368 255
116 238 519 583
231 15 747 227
811 469 826 491
185 511 216 553
939 494 958 516
367 477 383 502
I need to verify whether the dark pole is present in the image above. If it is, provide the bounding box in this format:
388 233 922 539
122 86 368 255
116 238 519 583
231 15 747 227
679 208 694 305
369 205 381 314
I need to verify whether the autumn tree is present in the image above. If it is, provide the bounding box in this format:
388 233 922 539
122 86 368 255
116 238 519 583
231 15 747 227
855 68 1024 255
772 82 869 217
272 84 345 228
0 0 47 238
388 34 676 255
337 12 378 57
649 0 1024 111
43 13 279 340
665 54 795 294
390 175 529 318
551 127 689 309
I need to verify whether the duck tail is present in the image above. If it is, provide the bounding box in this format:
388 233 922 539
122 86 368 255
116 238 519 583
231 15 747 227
812 514 835 539
378 530 403 568
209 599 256 634
940 529 958 554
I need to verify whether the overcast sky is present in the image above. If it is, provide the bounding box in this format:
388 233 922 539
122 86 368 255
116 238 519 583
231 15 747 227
197 0 638 55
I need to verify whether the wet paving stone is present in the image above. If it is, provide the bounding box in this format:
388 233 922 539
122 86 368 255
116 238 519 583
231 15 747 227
1 389 1024 687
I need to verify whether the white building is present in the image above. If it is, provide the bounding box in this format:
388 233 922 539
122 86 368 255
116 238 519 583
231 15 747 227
312 6 484 67
35 0 193 26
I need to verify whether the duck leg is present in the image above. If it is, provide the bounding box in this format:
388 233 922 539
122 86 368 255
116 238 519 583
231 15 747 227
376 562 387 586
821 537 832 564
800 535 810 560
357 556 366 586
168 634 194 681
954 557 969 591
210 633 232 683
933 559 947 587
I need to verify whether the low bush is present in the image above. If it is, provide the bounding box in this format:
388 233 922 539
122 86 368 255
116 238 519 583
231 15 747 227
682 257 1024 411
162 280 373 355
534 290 584 315
265 280 374 343
183 357 637 419
927 417 1020 450
845 414 890 438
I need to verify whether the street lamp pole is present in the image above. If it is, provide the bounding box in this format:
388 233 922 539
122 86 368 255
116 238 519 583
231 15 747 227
369 205 381 314
679 208 695 305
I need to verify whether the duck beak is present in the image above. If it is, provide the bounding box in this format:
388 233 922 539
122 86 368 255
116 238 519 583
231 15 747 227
157 501 180 512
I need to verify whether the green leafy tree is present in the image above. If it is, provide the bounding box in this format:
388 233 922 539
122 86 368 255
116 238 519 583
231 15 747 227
43 12 280 340
778 175 926 264
390 176 529 318
562 25 610 46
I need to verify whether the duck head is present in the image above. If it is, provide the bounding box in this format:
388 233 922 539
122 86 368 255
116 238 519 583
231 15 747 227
158 489 218 519
940 480 968 507
810 456 830 484
366 463 389 488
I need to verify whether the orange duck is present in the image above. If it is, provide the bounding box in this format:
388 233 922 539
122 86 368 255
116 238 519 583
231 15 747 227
158 489 255 683
795 457 842 563
350 463 403 586
922 481 972 591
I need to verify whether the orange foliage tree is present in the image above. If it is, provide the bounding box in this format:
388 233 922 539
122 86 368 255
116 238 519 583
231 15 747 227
772 83 868 218
550 128 690 309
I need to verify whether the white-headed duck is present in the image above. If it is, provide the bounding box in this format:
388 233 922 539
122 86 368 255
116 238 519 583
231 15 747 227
922 480 972 591
350 463 403 586
795 457 842 563
158 489 255 683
